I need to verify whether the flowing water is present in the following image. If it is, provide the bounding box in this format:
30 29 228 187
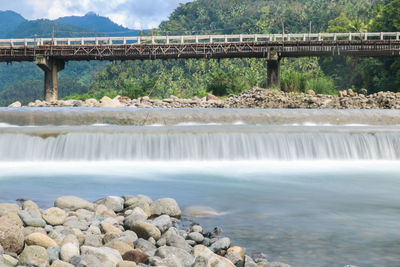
0 108 400 266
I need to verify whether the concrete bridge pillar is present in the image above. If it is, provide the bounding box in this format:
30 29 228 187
36 58 65 102
267 57 280 88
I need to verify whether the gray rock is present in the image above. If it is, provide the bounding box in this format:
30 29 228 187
187 232 204 243
95 196 124 212
54 196 94 211
156 246 194 267
47 246 61 264
134 238 157 252
84 234 103 247
191 225 203 233
202 237 211 247
60 243 80 262
77 254 103 267
156 238 166 247
117 261 138 267
18 210 46 227
124 213 147 229
226 251 243 266
130 221 161 240
0 254 18 267
192 256 208 267
0 245 3 255
50 259 75 267
120 230 138 243
18 245 49 267
150 198 181 217
244 256 258 267
0 217 25 254
80 246 122 266
186 240 196 246
151 215 172 233
163 228 192 253
22 200 41 218
63 218 89 231
210 237 231 252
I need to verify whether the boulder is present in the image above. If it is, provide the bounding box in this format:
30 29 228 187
117 261 137 267
187 232 204 243
130 221 161 240
163 228 192 253
96 196 124 212
84 234 103 247
47 246 61 264
80 246 123 265
18 245 49 267
101 222 123 235
19 210 47 227
193 245 235 267
0 217 24 253
122 249 149 264
1 212 23 227
0 254 18 267
133 238 156 252
210 237 231 252
228 246 246 260
42 207 67 226
0 203 19 216
22 200 41 217
105 240 133 256
61 234 80 248
76 254 103 266
51 260 75 267
54 196 94 211
155 246 194 267
60 243 80 262
25 232 59 248
191 225 203 233
96 204 117 218
8 101 21 108
151 214 172 233
150 198 181 217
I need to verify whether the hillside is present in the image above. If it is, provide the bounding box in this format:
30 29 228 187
56 12 142 37
0 10 27 38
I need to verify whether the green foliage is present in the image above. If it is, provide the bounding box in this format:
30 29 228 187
306 77 336 95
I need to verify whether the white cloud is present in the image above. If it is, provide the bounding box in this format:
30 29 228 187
0 0 194 29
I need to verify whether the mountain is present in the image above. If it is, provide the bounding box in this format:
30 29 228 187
6 19 99 38
0 10 27 38
56 12 142 36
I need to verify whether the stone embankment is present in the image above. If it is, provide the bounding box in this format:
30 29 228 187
0 195 289 267
8 88 400 109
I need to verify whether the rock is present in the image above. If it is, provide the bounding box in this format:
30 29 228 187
183 206 219 217
47 246 61 264
23 200 41 217
192 225 203 233
155 246 194 267
0 203 19 216
122 249 149 264
96 196 124 212
23 226 47 236
117 261 137 267
63 218 89 231
124 211 147 229
18 245 49 267
0 254 18 267
244 255 258 267
206 94 219 101
76 254 104 267
43 207 67 226
60 243 80 262
54 196 94 211
193 245 235 267
0 217 24 254
51 259 74 267
96 204 117 218
8 101 21 108
105 240 133 256
306 90 315 95
0 244 3 254
163 228 192 253
80 246 123 265
150 198 181 217
120 230 138 244
25 233 59 248
61 234 80 248
192 255 208 267
188 232 204 243
99 96 125 108
226 251 243 266
133 238 156 252
210 237 231 252
84 234 103 247
156 237 167 247
101 222 123 235
1 212 23 227
228 246 246 260
151 215 172 233
130 221 161 240
18 210 46 227
103 232 120 244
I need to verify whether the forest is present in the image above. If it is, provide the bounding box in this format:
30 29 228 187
1 0 400 105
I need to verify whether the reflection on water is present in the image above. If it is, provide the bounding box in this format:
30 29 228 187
0 161 400 267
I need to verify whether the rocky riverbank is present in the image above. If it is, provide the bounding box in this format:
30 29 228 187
0 195 289 267
8 88 400 109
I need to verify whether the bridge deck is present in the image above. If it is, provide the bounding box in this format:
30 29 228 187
0 32 399 62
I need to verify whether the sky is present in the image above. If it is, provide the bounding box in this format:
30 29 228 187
0 0 194 29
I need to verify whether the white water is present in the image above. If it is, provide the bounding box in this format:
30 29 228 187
1 127 400 161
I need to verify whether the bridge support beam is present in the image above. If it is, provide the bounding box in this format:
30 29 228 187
36 58 65 102
267 58 281 88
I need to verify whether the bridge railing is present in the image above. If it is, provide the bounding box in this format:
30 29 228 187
0 32 400 47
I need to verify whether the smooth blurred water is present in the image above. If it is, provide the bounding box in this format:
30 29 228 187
1 161 400 267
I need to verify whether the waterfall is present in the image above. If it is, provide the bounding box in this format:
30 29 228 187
1 130 399 161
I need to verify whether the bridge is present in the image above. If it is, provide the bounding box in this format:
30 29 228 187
1 32 400 102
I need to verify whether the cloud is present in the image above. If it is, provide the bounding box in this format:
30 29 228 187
0 0 194 29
